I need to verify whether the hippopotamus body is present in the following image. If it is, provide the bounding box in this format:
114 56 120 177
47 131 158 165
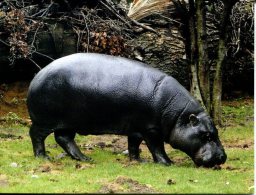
27 53 226 167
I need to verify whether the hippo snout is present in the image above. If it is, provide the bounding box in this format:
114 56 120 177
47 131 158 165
193 145 227 168
216 150 227 165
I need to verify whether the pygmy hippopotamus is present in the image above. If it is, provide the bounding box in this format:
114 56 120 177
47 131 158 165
27 53 227 167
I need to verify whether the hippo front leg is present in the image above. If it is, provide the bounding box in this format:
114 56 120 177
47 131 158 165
142 129 172 165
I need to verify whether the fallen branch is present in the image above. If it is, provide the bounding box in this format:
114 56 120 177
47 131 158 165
130 18 159 35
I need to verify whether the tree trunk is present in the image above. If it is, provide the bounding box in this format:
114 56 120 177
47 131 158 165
212 0 238 125
188 0 205 107
195 0 210 112
212 39 224 125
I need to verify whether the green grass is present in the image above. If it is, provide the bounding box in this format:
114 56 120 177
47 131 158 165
0 98 254 193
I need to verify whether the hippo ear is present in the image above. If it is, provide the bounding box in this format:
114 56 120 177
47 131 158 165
189 114 199 126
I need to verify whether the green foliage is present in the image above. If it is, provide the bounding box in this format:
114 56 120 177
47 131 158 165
0 112 21 124
0 112 29 126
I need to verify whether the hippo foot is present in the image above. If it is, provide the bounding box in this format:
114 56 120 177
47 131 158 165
154 158 173 166
35 154 52 161
136 158 149 163
56 152 68 159
129 154 140 161
129 157 148 163
74 155 93 163
157 161 173 166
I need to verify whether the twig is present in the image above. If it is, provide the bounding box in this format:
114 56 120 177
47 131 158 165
99 1 132 28
130 19 159 35
85 22 90 53
34 51 55 61
40 2 54 17
30 25 41 49
30 9 46 17
29 58 42 70
80 11 90 53
73 27 82 52
0 39 10 47
100 0 159 35
157 14 183 25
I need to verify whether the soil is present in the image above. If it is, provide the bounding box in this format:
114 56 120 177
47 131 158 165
0 174 8 187
0 81 30 123
222 98 254 107
99 175 155 193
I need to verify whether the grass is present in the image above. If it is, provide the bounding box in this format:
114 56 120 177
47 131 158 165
0 97 254 194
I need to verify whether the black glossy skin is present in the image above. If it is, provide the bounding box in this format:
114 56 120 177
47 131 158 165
27 53 227 167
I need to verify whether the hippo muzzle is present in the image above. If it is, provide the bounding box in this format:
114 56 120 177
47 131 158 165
193 141 227 167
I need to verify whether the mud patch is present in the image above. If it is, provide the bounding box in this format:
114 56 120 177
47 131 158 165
0 175 9 187
0 82 29 118
81 135 128 154
222 165 248 172
224 141 253 149
0 132 23 140
75 163 95 170
81 135 153 158
32 162 65 175
99 176 155 193
222 98 253 108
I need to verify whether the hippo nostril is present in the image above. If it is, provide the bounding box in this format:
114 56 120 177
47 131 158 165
219 153 227 163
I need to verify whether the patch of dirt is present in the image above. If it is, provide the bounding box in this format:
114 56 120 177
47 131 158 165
222 97 253 107
172 156 191 165
99 176 155 193
80 134 156 165
0 132 23 140
32 162 64 175
75 163 95 170
81 135 128 154
0 174 9 187
223 140 254 149
221 165 248 172
79 134 195 167
0 82 30 123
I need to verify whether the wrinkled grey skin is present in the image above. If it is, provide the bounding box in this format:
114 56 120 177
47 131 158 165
27 53 227 167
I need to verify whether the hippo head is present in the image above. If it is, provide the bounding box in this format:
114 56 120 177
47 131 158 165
169 112 227 167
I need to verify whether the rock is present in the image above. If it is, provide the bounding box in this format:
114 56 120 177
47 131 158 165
31 174 39 179
167 179 176 185
10 162 18 168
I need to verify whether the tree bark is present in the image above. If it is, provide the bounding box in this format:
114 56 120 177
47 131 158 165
212 0 238 125
195 0 210 112
188 0 205 107
212 39 224 125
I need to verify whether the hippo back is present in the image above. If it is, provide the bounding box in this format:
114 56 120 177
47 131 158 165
27 53 171 133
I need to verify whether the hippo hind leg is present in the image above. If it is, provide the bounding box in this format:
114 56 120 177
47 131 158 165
128 133 143 161
29 124 53 159
54 129 92 162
